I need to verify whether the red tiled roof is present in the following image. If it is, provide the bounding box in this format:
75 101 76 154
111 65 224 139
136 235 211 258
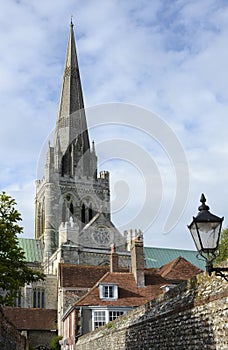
158 256 202 281
75 271 167 307
59 263 128 288
3 307 57 330
59 264 109 288
73 257 202 308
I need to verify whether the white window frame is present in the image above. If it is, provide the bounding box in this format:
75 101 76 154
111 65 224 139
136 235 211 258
99 283 118 300
93 310 106 330
92 309 129 331
109 310 125 322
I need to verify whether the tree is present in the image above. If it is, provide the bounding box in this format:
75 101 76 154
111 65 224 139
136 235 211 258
215 226 228 265
0 192 44 305
49 335 62 350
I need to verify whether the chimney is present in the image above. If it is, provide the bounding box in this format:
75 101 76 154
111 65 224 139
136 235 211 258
131 234 145 287
110 244 118 272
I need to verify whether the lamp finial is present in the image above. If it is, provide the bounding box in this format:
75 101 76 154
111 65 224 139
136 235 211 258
198 193 210 211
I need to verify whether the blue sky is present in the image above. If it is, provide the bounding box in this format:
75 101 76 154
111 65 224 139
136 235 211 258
1 0 228 250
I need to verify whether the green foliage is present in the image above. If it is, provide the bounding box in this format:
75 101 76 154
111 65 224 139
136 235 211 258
0 192 44 305
106 322 113 329
49 335 62 350
215 226 228 265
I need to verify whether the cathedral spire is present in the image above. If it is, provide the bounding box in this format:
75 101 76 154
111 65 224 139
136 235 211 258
57 20 85 119
54 22 90 175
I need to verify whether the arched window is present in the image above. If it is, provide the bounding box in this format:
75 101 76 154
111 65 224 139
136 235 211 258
33 288 45 308
61 156 65 176
89 204 93 221
70 202 74 215
69 143 75 177
41 202 45 235
62 202 66 222
81 203 86 223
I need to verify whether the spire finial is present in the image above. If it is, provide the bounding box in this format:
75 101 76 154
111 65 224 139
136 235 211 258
92 140 95 152
70 15 74 27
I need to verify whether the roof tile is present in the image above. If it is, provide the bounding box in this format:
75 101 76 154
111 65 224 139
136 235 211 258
158 256 202 281
3 307 57 330
59 264 128 288
75 272 167 307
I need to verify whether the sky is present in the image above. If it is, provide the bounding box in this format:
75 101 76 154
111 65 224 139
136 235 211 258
1 0 228 250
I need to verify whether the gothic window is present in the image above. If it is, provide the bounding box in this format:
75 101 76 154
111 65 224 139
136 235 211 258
62 196 75 222
70 202 74 215
62 202 67 222
81 204 85 223
89 204 93 221
41 205 45 234
17 294 22 307
33 288 45 308
81 198 96 225
15 290 22 307
61 155 65 176
69 143 75 177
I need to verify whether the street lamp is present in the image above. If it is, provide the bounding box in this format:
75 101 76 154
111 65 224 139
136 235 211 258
188 193 228 280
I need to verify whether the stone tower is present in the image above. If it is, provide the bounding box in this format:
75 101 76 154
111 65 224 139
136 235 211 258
35 22 128 269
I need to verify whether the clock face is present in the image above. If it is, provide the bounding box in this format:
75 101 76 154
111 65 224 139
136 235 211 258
93 226 111 246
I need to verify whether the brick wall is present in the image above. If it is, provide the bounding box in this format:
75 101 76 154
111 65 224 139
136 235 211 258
76 271 228 350
0 308 28 350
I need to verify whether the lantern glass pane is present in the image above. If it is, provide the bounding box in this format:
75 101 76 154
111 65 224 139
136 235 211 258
196 222 221 251
189 223 202 251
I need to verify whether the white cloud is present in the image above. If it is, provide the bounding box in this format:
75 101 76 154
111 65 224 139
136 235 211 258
1 0 228 250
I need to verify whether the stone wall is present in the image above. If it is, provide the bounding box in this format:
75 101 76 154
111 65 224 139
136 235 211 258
76 271 228 350
45 275 58 309
0 308 28 350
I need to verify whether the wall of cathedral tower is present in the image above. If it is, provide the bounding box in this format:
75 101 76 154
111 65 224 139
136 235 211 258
34 23 127 270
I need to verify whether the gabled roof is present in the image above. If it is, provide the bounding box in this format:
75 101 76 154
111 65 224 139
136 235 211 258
158 256 202 281
144 246 205 270
81 212 121 233
3 307 57 330
75 271 167 308
18 238 43 263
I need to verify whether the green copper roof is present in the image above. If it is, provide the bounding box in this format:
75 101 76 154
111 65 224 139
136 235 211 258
18 238 43 263
144 246 205 270
17 237 204 270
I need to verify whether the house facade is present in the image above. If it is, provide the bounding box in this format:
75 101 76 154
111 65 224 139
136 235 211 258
61 237 202 349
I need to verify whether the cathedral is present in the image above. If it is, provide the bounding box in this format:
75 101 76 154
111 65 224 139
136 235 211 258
8 22 204 349
34 21 131 275
13 22 136 342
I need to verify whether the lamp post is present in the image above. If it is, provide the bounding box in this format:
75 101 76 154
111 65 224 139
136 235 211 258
188 193 228 281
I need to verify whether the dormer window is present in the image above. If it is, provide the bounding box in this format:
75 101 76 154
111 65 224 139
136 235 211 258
99 283 118 300
104 285 113 298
